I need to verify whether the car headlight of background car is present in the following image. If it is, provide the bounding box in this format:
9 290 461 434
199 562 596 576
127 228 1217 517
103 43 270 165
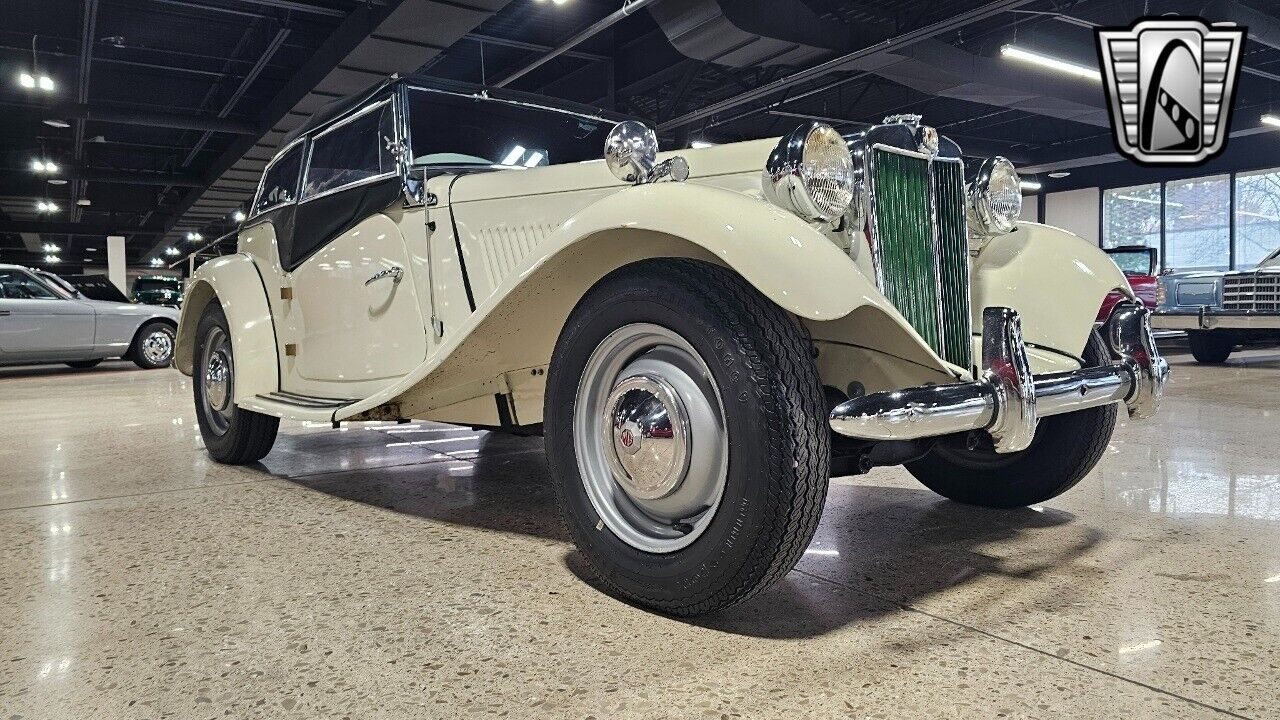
967 156 1022 242
762 122 855 223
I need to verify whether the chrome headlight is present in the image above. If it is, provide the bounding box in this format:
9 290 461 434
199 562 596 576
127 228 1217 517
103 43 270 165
763 122 855 222
968 156 1022 237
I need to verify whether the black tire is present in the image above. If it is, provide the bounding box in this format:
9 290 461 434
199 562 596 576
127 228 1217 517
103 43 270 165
193 301 279 465
130 321 176 369
65 359 103 369
1187 330 1233 364
545 259 829 616
905 331 1118 508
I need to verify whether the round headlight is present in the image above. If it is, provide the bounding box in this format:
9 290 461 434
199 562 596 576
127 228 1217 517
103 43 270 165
763 122 854 222
968 156 1022 236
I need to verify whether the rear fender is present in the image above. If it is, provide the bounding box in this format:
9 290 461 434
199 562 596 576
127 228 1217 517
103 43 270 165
173 253 278 402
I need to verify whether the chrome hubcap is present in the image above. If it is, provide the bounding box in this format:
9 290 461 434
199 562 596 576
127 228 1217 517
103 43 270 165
142 329 173 365
200 326 234 435
574 323 728 554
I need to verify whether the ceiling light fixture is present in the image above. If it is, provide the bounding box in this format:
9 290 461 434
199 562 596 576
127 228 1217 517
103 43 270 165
42 243 60 253
44 254 60 264
77 198 91 206
164 246 180 256
30 159 58 173
232 210 246 222
186 232 203 242
500 145 527 165
1048 171 1071 178
150 258 164 267
1001 45 1101 82
48 178 67 185
43 118 70 128
1262 114 1280 129
18 72 35 88
36 200 60 213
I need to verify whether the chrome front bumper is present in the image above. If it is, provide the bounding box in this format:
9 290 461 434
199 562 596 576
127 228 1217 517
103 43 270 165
829 302 1168 454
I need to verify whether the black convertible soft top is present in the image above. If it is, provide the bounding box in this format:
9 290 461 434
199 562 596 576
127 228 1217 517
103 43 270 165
280 73 627 148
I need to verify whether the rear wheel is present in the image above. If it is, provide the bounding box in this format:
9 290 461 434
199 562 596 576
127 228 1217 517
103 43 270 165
545 259 829 616
193 301 279 464
905 332 1117 508
1187 330 1234 364
65 359 103 369
131 322 175 369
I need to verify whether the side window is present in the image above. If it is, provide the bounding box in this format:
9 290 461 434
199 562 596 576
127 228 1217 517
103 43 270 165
253 143 304 216
301 102 396 200
0 270 58 299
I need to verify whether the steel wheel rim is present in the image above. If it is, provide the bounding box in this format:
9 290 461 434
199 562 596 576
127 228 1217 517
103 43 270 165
200 326 234 436
142 327 174 365
574 323 728 554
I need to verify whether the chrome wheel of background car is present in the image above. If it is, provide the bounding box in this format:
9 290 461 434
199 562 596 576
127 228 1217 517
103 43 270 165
200 326 234 436
573 323 728 554
141 327 175 366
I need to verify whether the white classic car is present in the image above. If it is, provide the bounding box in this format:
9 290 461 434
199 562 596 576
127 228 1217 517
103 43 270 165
1 263 178 370
174 75 1167 616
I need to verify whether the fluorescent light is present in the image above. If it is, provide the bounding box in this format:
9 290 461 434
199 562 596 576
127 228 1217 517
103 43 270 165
43 118 70 128
186 232 203 242
19 72 35 88
38 75 54 91
1048 171 1071 179
691 139 715 149
36 201 58 212
1020 180 1042 191
76 198 91 207
232 210 246 222
44 255 60 263
48 178 67 185
150 258 164 267
42 243 60 253
1263 114 1280 128
30 159 45 172
45 161 57 173
500 145 526 165
1001 45 1101 82
523 151 545 167
164 246 180 256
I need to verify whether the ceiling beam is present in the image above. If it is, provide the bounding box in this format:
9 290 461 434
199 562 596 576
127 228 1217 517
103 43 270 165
657 0 1039 131
4 101 258 134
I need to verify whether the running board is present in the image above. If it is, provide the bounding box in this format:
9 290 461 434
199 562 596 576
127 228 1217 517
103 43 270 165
237 392 359 422
258 391 356 409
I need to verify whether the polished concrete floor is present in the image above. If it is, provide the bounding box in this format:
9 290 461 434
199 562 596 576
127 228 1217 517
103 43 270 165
1 348 1278 719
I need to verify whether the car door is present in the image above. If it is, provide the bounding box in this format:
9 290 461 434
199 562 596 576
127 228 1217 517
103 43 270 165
0 269 95 361
284 98 427 385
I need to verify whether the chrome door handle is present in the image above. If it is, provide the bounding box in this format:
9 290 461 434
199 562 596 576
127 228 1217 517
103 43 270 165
365 265 404 286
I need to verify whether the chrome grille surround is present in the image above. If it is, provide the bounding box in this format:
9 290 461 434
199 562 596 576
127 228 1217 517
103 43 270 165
1223 271 1280 312
846 118 973 371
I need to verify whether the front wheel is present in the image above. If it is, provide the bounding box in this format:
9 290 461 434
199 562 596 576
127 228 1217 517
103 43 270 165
193 301 279 464
1187 330 1234 364
131 322 176 369
545 259 829 617
905 332 1118 508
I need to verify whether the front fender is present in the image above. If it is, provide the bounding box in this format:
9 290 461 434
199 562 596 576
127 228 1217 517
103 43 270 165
972 222 1131 362
559 182 865 320
173 253 278 402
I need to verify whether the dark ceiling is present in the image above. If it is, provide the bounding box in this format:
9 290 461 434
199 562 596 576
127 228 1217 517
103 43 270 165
3 0 1280 271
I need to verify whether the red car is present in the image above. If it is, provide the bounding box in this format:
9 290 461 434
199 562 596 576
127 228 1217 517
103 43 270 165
1098 246 1158 322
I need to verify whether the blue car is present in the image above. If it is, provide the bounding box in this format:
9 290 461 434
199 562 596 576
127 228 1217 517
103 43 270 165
1153 247 1280 362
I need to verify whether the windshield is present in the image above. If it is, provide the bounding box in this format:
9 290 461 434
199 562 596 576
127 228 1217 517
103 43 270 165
35 271 80 299
1107 249 1155 275
406 87 614 169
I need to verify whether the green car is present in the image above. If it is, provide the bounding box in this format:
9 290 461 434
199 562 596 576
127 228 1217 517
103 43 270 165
131 275 184 308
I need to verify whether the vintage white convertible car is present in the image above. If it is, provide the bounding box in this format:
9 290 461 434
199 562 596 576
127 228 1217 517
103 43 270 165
175 75 1167 615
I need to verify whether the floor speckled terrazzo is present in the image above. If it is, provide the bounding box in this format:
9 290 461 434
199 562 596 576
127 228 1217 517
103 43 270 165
1 348 1278 718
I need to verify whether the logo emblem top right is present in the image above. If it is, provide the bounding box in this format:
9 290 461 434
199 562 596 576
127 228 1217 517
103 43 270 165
1097 17 1246 166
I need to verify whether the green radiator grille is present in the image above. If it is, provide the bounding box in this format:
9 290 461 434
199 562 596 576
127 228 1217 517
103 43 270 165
870 147 973 369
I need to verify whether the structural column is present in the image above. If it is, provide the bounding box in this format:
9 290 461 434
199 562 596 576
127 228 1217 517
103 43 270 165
107 235 127 294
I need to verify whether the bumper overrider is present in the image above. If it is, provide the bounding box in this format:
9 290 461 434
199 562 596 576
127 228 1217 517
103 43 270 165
829 301 1169 453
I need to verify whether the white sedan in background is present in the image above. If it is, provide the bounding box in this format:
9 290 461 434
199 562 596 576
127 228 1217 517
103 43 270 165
0 263 178 370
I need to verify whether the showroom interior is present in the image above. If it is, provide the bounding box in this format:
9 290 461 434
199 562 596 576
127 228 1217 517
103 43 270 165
2 0 1279 717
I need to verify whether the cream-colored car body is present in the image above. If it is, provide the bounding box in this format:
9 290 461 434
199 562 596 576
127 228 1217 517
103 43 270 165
175 132 1130 427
